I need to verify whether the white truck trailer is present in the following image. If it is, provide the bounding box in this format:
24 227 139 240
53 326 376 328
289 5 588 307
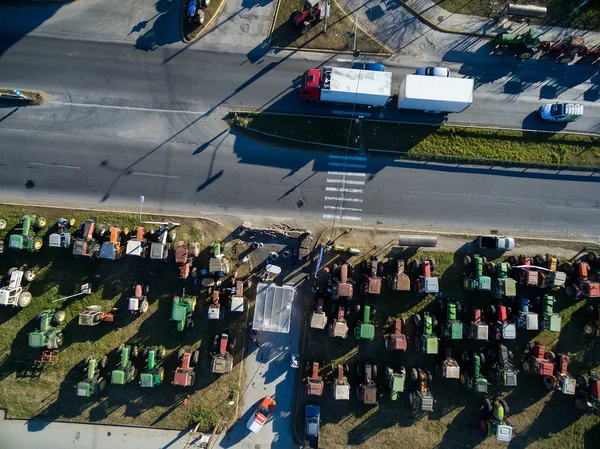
397 75 474 113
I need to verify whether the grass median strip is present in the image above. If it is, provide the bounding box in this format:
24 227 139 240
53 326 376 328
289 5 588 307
232 112 600 167
182 0 225 43
271 0 391 54
0 89 44 105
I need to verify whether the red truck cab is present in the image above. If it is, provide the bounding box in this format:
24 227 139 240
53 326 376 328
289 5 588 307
301 68 322 101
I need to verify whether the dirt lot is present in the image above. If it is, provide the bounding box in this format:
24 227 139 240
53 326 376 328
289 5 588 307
0 205 254 431
296 228 600 448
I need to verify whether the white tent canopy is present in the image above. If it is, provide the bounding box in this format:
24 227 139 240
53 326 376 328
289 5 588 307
253 283 295 333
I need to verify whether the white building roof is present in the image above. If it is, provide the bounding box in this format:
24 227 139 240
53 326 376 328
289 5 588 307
253 283 295 333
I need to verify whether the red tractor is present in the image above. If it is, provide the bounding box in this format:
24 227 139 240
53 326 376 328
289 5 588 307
174 241 200 280
306 361 324 396
173 348 199 387
490 304 516 340
290 0 326 35
541 353 576 395
385 318 407 352
566 261 600 300
413 258 439 296
469 307 489 341
521 343 555 378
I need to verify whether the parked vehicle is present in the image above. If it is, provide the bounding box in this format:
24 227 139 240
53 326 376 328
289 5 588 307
291 0 326 34
76 355 108 397
173 348 199 387
436 348 460 380
409 368 434 412
479 395 513 442
210 331 235 375
486 344 518 387
415 67 450 77
304 404 321 449
111 344 138 385
140 346 166 388
385 365 406 400
306 361 324 396
352 62 385 71
0 268 35 308
413 258 439 296
385 318 407 351
9 215 45 252
28 309 65 350
477 235 515 251
575 372 600 416
332 364 350 400
357 361 378 405
331 263 354 300
247 396 276 433
461 352 488 393
355 303 376 341
397 75 473 113
539 103 583 122
389 259 410 291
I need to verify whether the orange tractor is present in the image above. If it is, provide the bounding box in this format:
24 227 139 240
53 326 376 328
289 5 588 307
291 0 327 35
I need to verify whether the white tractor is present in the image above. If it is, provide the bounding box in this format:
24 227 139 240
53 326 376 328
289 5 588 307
0 268 36 308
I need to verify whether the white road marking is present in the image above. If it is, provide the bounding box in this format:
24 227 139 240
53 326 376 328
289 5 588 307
323 214 362 221
30 162 81 169
325 187 364 193
324 205 363 212
50 101 208 116
324 196 363 203
326 179 365 185
133 172 180 179
329 155 368 161
327 171 366 177
328 162 367 169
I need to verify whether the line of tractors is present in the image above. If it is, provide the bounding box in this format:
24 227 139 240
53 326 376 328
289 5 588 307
306 249 600 441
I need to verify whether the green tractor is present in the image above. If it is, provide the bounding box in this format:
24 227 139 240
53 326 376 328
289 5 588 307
171 290 197 331
493 28 542 59
76 355 108 397
8 215 46 252
355 303 375 341
460 352 488 393
28 309 66 349
140 346 166 388
492 262 517 299
463 255 491 291
541 295 561 332
111 344 138 385
439 298 465 340
385 365 406 401
479 395 513 442
413 312 439 355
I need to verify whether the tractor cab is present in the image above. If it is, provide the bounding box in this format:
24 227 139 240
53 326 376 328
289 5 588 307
173 349 199 387
441 298 464 340
522 343 554 376
355 304 375 341
357 361 377 405
488 344 518 387
99 227 123 260
140 346 165 388
149 225 173 261
208 242 230 275
463 254 491 291
175 241 200 279
310 297 327 329
128 284 150 314
301 68 322 101
410 368 434 412
171 292 196 331
461 352 488 393
493 276 517 299
493 305 516 340
437 349 460 380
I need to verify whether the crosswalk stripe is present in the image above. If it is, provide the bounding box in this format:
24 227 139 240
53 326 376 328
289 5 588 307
323 214 362 221
327 171 366 177
328 155 368 161
324 196 364 203
324 205 363 212
328 162 367 169
326 187 364 193
326 179 365 185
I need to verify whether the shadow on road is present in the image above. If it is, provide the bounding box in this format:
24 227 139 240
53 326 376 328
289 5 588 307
134 0 180 51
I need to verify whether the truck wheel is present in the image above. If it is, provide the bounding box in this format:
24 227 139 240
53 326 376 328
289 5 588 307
542 375 556 390
141 300 149 313
33 237 43 251
0 219 6 230
18 292 32 308
24 270 36 282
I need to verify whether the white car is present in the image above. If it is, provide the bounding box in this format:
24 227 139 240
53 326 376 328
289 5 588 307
539 103 583 122
416 67 450 77
246 396 276 433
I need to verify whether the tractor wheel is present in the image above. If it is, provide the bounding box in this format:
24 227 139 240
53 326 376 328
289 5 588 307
431 314 438 328
118 343 125 353
85 355 92 365
508 256 518 266
178 348 185 360
168 231 177 243
575 397 588 412
193 350 200 365
545 351 555 361
435 364 442 377
34 216 47 229
130 366 138 380
588 252 598 262
499 399 510 414
95 224 106 238
463 255 472 267
463 277 471 289
229 337 237 351
522 360 531 372
157 346 166 359
290 9 300 24
0 219 6 230
479 353 486 365
411 368 418 382
191 298 197 311
584 324 595 336
100 356 108 369
23 270 35 282
412 260 420 271
493 47 505 56
158 366 165 382
563 262 574 273
33 237 43 251
68 218 76 227
414 338 421 351
144 284 150 295
190 267 197 279
371 305 377 318
413 314 422 328
486 262 496 274
484 398 493 412
460 373 467 385
132 345 139 358
534 254 545 265
565 285 576 297
555 257 561 267
140 300 149 314
17 292 32 308
481 257 487 265
427 370 433 383
558 54 575 64
143 347 149 357
51 332 64 349
0 242 4 255
53 310 66 325
356 363 363 379
542 375 557 390
488 304 496 316
577 374 590 389
430 259 436 271
409 392 416 408
372 364 378 379
518 51 534 59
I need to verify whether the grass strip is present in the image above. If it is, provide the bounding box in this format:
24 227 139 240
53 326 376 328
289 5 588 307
0 88 44 105
182 0 225 43
271 0 391 54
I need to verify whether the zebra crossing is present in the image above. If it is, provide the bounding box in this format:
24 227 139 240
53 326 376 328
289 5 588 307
323 154 367 222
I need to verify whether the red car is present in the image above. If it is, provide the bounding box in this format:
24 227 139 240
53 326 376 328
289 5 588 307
247 396 276 433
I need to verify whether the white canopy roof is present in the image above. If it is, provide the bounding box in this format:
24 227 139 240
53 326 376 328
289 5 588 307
253 283 295 333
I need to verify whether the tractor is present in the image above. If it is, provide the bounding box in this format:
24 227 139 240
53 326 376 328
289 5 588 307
306 361 324 396
362 257 382 295
229 278 245 313
493 28 542 59
48 218 76 249
28 309 66 350
515 297 539 331
385 365 406 400
436 348 460 380
98 227 124 260
541 295 561 332
575 372 600 417
125 226 148 257
566 261 600 300
439 297 464 340
490 304 516 340
149 225 175 261
72 218 99 258
210 331 235 375
461 352 488 393
515 255 542 287
140 346 166 388
542 353 576 395
479 395 513 442
186 0 209 26
409 368 434 412
78 305 119 326
463 254 491 292
173 348 200 387
9 215 45 252
389 259 410 291
76 355 108 397
174 241 200 280
207 290 223 320
171 291 196 331
492 262 516 299
331 263 354 300
357 361 378 405
521 342 555 379
208 242 230 275
310 297 327 329
290 0 326 35
413 258 438 296
486 344 518 387
111 344 138 385
469 307 489 341
0 267 35 308
583 304 600 337
385 318 407 351
128 284 150 314
355 303 375 341
413 312 439 355
332 364 350 400
329 304 348 338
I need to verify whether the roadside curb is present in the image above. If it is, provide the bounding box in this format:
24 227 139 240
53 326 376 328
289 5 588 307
182 0 227 44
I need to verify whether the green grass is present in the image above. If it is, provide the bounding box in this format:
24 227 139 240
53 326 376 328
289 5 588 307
234 112 600 168
433 0 600 31
0 205 246 431
271 0 391 54
0 88 44 105
182 0 224 43
299 242 600 449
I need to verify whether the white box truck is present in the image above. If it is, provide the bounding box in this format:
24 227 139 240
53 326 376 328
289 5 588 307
301 66 392 107
397 75 474 113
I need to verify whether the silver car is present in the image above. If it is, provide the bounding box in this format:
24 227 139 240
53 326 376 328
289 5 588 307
539 103 584 122
416 67 450 77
